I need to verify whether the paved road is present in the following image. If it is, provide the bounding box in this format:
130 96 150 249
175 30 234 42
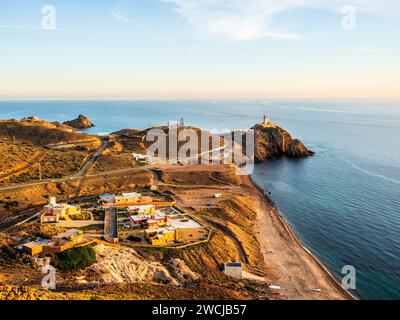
0 138 230 192
0 166 151 192
14 210 43 227
72 139 109 178
104 207 118 243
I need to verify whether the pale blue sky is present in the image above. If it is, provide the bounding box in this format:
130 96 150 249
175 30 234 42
0 0 399 99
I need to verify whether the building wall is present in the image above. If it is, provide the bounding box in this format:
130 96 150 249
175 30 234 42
66 206 78 215
41 215 59 223
147 230 175 246
115 195 141 205
43 241 77 254
224 266 243 279
22 244 43 256
176 228 205 242
53 207 66 218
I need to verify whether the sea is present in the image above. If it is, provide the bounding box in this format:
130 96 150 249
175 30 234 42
0 99 399 300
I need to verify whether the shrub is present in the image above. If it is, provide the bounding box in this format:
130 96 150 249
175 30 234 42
51 246 97 272
70 211 91 221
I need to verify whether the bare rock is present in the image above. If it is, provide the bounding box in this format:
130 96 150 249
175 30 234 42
63 114 94 129
251 124 314 162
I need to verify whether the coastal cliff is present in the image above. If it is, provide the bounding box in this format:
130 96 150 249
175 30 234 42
252 124 314 162
64 114 94 129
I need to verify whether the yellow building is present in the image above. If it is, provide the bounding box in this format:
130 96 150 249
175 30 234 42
115 192 142 206
22 241 45 256
22 230 85 256
22 230 84 256
127 205 156 215
41 197 80 223
145 227 177 246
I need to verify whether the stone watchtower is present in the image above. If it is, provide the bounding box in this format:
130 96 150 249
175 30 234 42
263 115 270 125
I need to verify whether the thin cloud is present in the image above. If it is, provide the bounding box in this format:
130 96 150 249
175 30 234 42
161 0 303 40
111 1 133 23
160 0 400 41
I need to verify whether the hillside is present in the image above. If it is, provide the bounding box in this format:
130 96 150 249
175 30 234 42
0 117 100 186
0 118 99 147
0 137 88 186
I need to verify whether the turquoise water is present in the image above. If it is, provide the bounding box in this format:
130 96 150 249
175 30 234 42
0 99 399 299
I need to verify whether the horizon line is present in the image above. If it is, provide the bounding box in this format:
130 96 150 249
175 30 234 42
0 96 399 102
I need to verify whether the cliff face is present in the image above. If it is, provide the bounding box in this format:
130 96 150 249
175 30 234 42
64 114 94 129
251 124 314 162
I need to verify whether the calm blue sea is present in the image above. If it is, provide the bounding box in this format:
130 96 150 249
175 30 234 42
0 99 399 300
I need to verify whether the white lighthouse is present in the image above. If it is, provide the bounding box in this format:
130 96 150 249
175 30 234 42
263 115 270 125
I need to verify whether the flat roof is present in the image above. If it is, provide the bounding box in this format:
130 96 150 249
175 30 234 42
56 229 81 238
130 215 149 221
121 192 141 197
168 216 202 229
128 205 155 210
23 242 43 249
130 212 166 220
157 226 176 233
225 262 243 268
23 239 51 248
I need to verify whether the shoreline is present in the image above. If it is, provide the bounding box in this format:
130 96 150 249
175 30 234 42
249 175 357 300
1 161 359 300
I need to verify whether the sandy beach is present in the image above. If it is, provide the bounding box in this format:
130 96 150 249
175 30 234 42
249 179 354 300
154 164 354 300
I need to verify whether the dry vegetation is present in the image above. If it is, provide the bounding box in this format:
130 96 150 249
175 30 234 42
0 118 100 185
0 138 39 173
90 154 135 173
0 168 153 228
0 119 98 146
0 149 87 185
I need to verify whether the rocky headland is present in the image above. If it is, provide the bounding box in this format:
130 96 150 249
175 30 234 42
251 124 314 162
64 114 94 129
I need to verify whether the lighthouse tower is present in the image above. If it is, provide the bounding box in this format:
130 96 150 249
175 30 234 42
263 115 270 125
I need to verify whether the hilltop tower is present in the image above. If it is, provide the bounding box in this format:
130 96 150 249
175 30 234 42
263 115 270 125
180 117 185 127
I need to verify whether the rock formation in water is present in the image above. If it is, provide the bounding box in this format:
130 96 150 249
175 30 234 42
63 114 94 129
251 124 314 162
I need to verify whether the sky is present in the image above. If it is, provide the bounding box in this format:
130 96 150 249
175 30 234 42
0 0 399 99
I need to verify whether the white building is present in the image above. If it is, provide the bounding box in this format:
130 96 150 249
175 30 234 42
168 121 178 129
223 262 243 279
133 153 150 162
